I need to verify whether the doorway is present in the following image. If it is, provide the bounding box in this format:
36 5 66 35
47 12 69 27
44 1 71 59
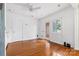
46 22 50 38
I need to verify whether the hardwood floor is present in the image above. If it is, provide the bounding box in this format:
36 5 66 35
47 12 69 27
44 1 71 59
6 39 51 56
50 42 79 56
6 38 79 56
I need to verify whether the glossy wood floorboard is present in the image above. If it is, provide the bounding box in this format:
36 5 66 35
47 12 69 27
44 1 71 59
50 42 79 56
6 39 79 56
6 39 51 56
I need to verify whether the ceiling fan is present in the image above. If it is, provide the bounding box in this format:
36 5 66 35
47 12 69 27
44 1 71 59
26 3 41 11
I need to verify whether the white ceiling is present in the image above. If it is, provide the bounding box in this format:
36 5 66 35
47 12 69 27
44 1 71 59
7 3 71 19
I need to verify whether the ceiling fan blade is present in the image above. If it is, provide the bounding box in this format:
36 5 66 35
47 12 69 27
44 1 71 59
33 7 41 10
25 3 41 11
30 7 40 11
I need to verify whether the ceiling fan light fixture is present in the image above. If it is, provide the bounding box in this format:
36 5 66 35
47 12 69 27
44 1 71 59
57 4 61 7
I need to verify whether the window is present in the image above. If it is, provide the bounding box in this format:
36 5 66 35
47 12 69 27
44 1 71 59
53 19 62 33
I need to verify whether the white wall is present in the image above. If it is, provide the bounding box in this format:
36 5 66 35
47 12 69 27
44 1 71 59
38 6 75 48
6 4 37 45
